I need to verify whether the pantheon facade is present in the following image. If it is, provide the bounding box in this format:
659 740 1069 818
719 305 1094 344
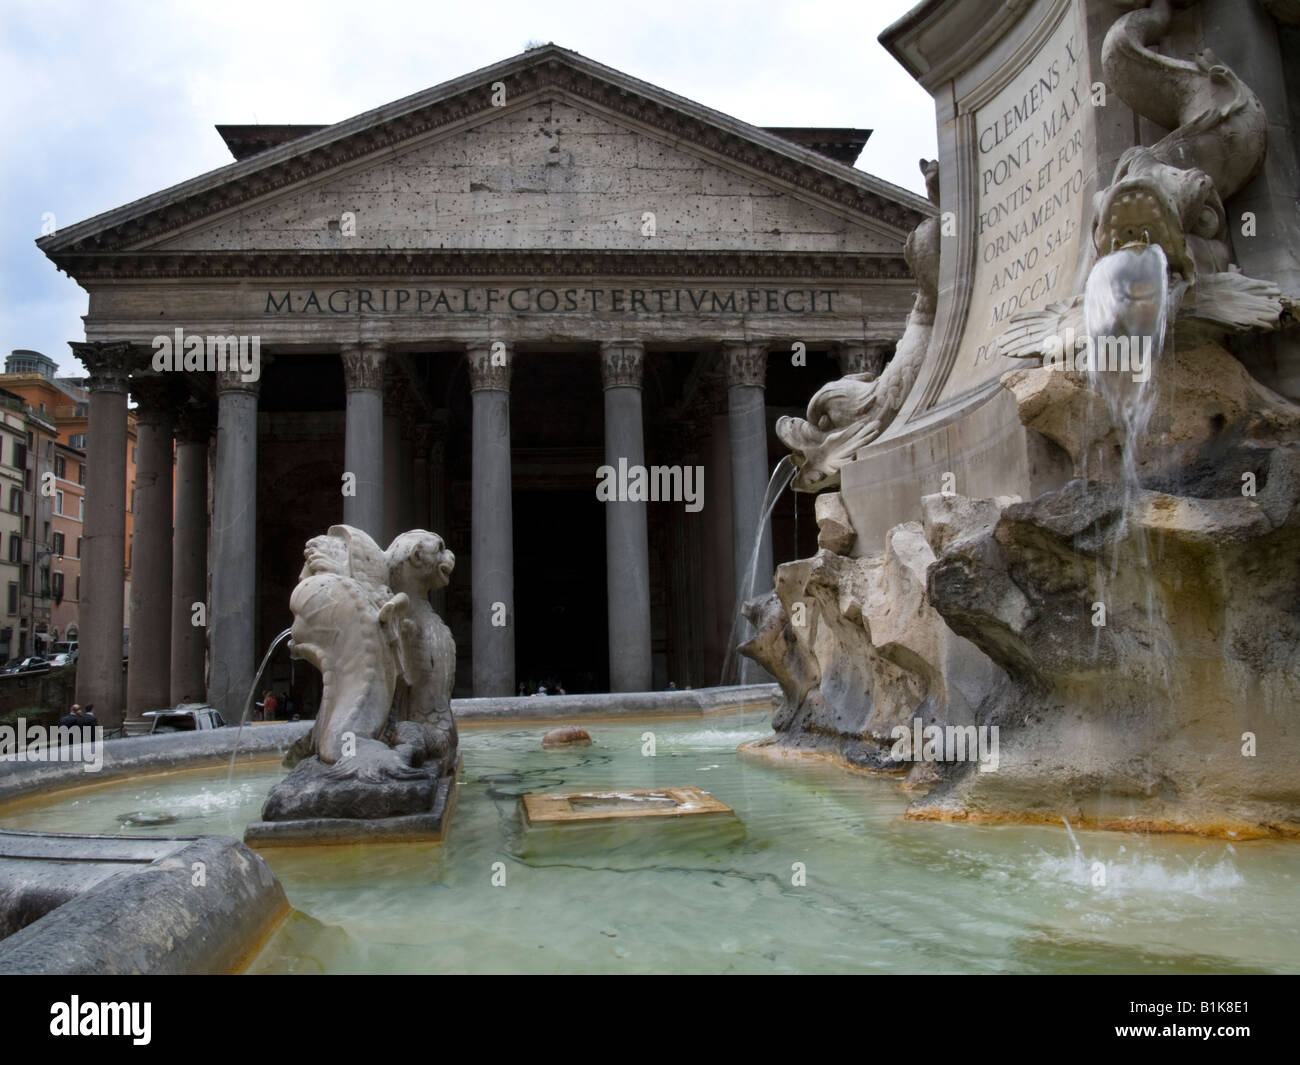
38 45 929 727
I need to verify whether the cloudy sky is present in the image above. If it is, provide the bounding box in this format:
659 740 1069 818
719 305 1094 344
1 0 937 374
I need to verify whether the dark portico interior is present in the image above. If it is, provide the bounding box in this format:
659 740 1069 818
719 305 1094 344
251 342 858 706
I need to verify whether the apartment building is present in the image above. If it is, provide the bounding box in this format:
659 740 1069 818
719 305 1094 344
0 392 25 661
1 350 140 657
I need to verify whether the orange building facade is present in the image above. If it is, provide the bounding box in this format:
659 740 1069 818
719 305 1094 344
1 350 142 656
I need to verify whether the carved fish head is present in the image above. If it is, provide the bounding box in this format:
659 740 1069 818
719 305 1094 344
1092 146 1228 281
777 414 881 493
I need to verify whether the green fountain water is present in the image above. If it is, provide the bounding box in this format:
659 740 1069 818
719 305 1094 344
4 710 1296 974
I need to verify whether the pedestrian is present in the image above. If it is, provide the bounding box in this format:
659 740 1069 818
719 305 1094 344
261 690 278 720
59 703 80 728
81 704 97 727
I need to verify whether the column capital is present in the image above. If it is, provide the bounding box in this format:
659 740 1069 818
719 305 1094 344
174 402 214 444
722 341 767 389
836 339 893 379
216 368 261 395
129 375 179 429
467 342 512 391
71 340 136 394
340 340 387 392
599 340 645 390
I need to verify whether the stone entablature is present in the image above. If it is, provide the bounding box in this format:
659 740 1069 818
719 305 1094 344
53 249 911 282
80 276 913 350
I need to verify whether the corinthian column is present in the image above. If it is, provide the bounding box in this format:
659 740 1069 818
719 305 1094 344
724 340 771 683
126 376 176 726
209 369 259 722
600 340 651 692
835 339 893 379
70 341 133 729
468 343 514 697
340 341 385 540
170 403 211 705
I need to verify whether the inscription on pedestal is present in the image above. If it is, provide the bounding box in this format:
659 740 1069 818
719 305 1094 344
941 4 1096 404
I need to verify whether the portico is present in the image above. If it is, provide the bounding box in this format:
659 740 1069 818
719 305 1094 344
37 45 930 725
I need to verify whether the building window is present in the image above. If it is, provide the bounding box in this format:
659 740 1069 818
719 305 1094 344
43 522 49 543
6 583 16 615
75 536 82 557
6 534 18 563
132 445 137 463
75 576 79 601
54 455 66 479
69 434 86 449
52 571 63 602
7 487 17 513
79 497 85 521
14 441 25 469
77 463 85 485
55 490 63 515
53 532 64 556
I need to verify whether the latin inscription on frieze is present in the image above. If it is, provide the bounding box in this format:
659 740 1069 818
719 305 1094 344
262 286 841 315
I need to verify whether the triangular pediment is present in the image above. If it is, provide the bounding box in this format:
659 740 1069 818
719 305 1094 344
39 45 933 276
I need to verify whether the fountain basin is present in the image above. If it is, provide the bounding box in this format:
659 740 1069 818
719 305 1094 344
4 708 1297 974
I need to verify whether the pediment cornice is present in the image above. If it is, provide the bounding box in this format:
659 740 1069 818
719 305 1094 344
50 248 913 282
38 46 933 277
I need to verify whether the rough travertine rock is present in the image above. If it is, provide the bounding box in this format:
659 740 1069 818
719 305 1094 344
741 507 1004 778
815 492 856 555
541 726 592 749
920 441 1300 837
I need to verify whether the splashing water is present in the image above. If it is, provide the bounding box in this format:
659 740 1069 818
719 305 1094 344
1081 242 1181 678
1062 815 1082 854
1083 240 1169 509
721 456 796 684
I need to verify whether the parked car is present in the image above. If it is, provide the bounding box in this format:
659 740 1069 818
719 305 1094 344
143 706 227 734
47 652 75 667
14 656 51 674
50 641 78 662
